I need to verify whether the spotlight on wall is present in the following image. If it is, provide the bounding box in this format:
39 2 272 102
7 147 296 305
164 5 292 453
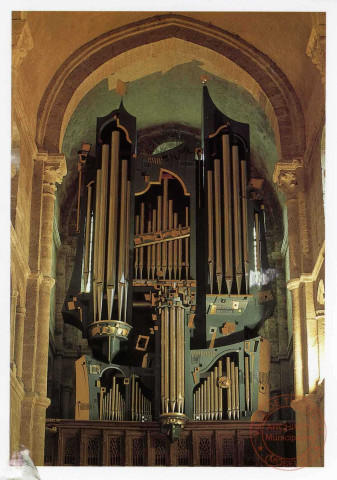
78 142 92 162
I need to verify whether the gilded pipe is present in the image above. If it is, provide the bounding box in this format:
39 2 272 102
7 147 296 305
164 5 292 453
214 159 223 294
156 196 162 277
83 182 93 290
112 376 116 420
214 366 219 420
173 213 178 279
176 307 182 413
161 310 165 413
178 224 182 280
151 209 157 279
218 360 223 420
210 371 214 420
207 170 214 294
164 308 169 413
235 365 239 419
222 135 233 295
193 392 196 420
180 308 185 412
123 181 131 322
168 200 173 279
231 361 235 420
241 160 249 293
232 145 243 294
117 159 128 321
206 377 211 420
131 374 135 420
169 306 176 412
245 356 250 411
162 178 168 279
203 381 207 420
135 381 139 421
200 383 204 420
134 215 140 279
93 170 101 321
185 206 189 279
226 357 231 420
97 145 109 321
147 219 152 279
107 131 120 320
139 203 145 279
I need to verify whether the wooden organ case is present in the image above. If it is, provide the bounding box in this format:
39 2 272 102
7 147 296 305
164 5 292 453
61 87 275 453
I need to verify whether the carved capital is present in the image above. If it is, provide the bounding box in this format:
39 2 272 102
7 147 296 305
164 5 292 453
273 159 302 197
42 155 67 194
12 19 34 71
306 24 326 84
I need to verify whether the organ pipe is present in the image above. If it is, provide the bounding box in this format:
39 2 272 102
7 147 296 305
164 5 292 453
207 170 214 294
232 144 243 294
222 135 233 295
83 182 93 290
241 160 249 292
214 159 223 294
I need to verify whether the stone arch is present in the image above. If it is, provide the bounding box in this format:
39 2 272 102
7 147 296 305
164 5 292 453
36 14 305 161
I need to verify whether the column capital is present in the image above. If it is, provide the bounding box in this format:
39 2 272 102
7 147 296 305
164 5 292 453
273 159 302 198
43 154 67 192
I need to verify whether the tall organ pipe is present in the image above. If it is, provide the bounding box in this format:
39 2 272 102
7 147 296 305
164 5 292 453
241 160 249 293
107 131 120 320
222 135 233 295
117 159 128 321
169 307 176 412
139 203 145 280
123 181 131 322
93 170 101 320
151 209 157 279
207 170 214 294
156 196 162 277
97 144 109 321
162 178 168 279
232 144 243 294
214 159 223 294
168 200 173 279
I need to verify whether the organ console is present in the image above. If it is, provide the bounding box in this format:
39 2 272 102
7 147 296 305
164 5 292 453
63 86 275 440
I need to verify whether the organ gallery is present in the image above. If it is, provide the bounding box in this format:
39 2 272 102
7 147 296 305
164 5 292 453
10 11 326 468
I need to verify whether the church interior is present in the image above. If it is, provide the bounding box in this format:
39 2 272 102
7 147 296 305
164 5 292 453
10 11 325 467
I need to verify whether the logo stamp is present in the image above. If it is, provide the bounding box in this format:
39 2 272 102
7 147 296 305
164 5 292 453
249 394 325 469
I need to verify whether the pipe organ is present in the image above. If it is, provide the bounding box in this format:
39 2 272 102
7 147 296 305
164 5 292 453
63 86 275 442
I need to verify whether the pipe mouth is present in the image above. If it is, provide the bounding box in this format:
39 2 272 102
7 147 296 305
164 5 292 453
88 320 132 341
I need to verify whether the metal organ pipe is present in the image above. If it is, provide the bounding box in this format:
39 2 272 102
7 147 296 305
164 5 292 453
97 144 109 321
222 135 233 295
207 170 214 294
241 160 249 293
117 159 128 322
83 182 93 290
107 131 120 320
232 144 243 294
93 170 101 321
214 159 223 294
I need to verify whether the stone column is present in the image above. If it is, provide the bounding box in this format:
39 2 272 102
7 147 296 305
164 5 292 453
14 306 26 380
32 154 66 465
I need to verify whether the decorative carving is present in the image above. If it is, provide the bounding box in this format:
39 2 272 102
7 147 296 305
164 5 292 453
273 160 301 197
42 155 67 194
12 19 34 71
306 24 326 83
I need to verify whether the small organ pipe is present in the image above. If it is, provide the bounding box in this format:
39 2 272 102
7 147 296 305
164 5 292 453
112 376 116 420
151 210 157 279
222 135 233 295
107 131 120 320
245 356 250 410
231 361 235 419
156 197 162 277
83 182 93 290
214 366 219 420
227 357 232 420
214 159 223 294
147 218 152 279
241 160 249 293
210 371 215 420
134 215 140 279
139 203 145 279
235 366 240 419
185 206 189 279
173 213 178 279
232 144 243 294
162 178 168 279
168 200 173 279
131 374 135 420
200 383 204 420
218 360 223 420
207 170 214 294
